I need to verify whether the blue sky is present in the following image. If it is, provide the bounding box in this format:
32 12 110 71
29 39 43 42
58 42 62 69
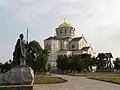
0 0 120 63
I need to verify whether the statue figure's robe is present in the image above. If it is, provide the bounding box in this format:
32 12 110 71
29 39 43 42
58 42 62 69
13 39 26 66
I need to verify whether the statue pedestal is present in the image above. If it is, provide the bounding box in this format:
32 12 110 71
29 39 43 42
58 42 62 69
3 66 34 85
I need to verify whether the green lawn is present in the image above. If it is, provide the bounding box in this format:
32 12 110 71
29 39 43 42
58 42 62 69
0 73 67 84
34 74 67 84
68 72 120 84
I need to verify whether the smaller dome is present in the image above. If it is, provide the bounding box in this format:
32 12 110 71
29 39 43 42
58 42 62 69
58 18 74 28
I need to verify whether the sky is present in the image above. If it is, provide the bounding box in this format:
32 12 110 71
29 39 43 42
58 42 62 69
0 0 120 63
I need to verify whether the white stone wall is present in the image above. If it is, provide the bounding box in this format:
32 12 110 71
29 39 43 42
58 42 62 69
44 39 60 70
58 50 72 56
72 50 82 55
60 40 69 50
69 41 79 50
87 48 94 57
79 38 87 49
56 27 75 39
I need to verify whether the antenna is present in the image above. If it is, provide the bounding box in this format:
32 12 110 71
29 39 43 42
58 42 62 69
26 28 29 64
27 28 28 45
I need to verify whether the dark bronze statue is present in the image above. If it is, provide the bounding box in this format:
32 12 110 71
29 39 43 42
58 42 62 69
13 34 26 66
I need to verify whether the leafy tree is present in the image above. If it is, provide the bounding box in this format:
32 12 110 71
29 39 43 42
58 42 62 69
73 55 84 72
57 55 68 72
97 53 113 71
38 49 49 71
97 53 106 70
57 54 93 73
104 53 113 69
26 40 48 72
91 57 98 66
81 54 90 68
114 57 120 70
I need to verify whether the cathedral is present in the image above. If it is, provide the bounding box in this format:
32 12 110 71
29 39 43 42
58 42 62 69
44 19 94 70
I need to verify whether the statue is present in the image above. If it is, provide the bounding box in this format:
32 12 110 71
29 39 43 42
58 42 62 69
0 33 34 85
13 34 26 66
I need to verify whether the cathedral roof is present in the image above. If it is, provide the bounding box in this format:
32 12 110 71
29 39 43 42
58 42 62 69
81 47 90 51
71 36 87 43
71 37 82 41
45 36 59 40
58 18 74 28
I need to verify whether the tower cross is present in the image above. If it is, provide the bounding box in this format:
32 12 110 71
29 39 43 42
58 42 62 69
64 17 67 23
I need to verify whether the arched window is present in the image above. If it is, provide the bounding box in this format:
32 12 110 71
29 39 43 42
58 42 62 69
69 30 71 34
60 30 62 34
73 31 75 34
65 30 66 34
72 44 75 48
71 30 73 34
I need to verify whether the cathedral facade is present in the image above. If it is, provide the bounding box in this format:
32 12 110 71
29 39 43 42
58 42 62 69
44 19 94 70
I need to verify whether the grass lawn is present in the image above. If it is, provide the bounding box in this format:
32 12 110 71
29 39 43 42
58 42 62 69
68 72 120 84
34 74 67 84
0 73 67 84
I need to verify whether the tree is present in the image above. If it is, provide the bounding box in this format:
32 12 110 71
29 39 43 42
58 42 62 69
97 53 113 71
26 40 48 72
57 55 68 73
57 54 93 73
114 57 120 70
91 57 98 66
97 53 106 70
39 49 49 70
104 53 113 69
81 54 92 71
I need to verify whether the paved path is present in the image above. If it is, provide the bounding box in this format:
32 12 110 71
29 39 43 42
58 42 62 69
34 74 120 90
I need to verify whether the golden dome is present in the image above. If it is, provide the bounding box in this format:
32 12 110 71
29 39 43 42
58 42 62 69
58 18 74 28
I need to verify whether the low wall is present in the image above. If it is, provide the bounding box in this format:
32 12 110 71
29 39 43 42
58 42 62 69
0 85 33 90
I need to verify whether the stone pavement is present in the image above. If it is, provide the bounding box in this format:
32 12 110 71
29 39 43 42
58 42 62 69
34 74 120 90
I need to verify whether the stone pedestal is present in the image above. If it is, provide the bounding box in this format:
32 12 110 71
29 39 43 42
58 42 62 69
0 85 33 90
3 66 34 85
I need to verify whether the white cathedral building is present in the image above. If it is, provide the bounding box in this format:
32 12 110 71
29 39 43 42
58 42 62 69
44 19 94 70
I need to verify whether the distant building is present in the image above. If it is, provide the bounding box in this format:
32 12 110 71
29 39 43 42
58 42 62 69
44 19 95 70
